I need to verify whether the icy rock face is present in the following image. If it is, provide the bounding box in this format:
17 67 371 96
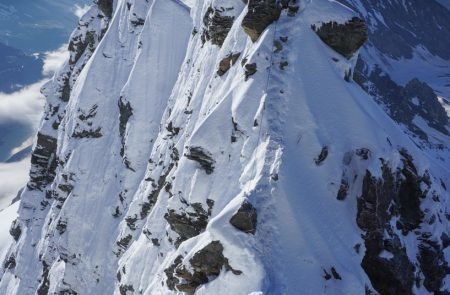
201 5 236 47
1 0 449 294
27 133 58 191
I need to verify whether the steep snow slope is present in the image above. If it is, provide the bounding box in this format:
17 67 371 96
0 0 448 294
0 202 20 266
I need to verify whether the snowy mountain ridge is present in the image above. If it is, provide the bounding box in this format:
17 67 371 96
0 0 448 294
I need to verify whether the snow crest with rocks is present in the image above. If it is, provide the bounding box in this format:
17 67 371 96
0 0 448 294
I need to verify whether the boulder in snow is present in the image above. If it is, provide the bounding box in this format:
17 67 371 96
229 201 257 234
312 17 368 59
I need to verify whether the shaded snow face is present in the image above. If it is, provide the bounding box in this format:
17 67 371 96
340 0 450 155
0 0 448 295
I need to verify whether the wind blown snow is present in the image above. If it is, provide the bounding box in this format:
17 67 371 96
73 4 91 19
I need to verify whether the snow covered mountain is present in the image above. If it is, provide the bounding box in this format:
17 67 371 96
0 0 448 294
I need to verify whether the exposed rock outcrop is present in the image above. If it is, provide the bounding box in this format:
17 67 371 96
37 261 50 295
356 151 440 294
418 239 449 294
9 219 21 241
314 146 329 165
96 0 113 18
312 17 368 59
164 255 184 291
28 133 58 191
164 203 209 246
358 166 416 294
244 63 257 80
217 52 241 76
202 6 235 47
118 97 133 157
185 147 215 174
68 31 96 66
242 0 282 42
173 241 242 292
229 201 257 234
72 127 103 139
3 256 16 270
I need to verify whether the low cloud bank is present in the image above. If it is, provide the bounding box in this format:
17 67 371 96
0 44 69 207
0 44 69 127
42 45 70 76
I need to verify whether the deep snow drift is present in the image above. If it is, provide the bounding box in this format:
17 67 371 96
0 0 448 294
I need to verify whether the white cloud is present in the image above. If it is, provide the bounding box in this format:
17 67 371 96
0 81 46 127
42 44 69 77
73 4 91 18
0 45 69 127
0 158 29 210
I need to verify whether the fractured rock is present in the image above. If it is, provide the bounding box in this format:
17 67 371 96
217 52 241 76
356 152 430 295
164 204 209 246
312 17 368 59
28 133 58 191
174 241 242 292
185 147 215 174
202 6 235 47
242 0 282 42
